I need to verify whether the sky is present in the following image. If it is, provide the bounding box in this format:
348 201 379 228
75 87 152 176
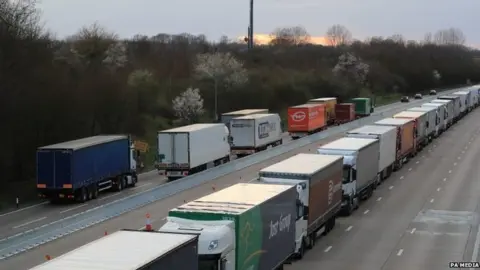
37 0 479 46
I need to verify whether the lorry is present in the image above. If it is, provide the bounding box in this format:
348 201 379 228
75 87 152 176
221 109 269 131
374 118 416 167
29 230 199 270
350 97 375 117
407 106 439 140
466 87 479 108
393 111 428 150
230 113 283 157
287 103 327 139
421 103 447 133
156 124 230 180
307 97 337 125
160 183 297 270
346 125 397 181
334 103 355 124
257 153 343 258
429 99 454 128
437 96 461 122
36 135 138 203
317 137 380 215
451 91 470 115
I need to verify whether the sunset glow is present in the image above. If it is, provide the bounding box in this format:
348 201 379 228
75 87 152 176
237 33 330 45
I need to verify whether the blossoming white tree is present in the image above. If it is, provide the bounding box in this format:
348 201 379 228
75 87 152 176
103 41 128 70
332 52 370 84
193 52 248 120
172 87 205 123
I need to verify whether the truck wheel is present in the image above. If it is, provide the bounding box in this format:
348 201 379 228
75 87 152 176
92 186 99 199
79 187 87 203
345 201 353 216
116 179 123 191
87 187 93 200
297 239 306 259
131 176 137 187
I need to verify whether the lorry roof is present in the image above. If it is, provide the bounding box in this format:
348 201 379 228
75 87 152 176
160 123 223 133
260 153 342 175
309 97 336 102
431 99 451 103
173 183 291 215
319 137 377 151
30 230 197 270
439 95 458 99
422 103 443 107
222 109 268 115
453 91 469 95
394 111 427 118
290 103 322 108
407 107 435 112
375 117 413 126
234 113 275 120
348 125 396 135
39 135 127 150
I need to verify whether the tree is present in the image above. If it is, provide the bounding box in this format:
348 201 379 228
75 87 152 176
103 41 128 71
434 28 466 46
193 52 248 120
270 26 311 46
326 24 352 46
332 52 370 85
172 87 205 123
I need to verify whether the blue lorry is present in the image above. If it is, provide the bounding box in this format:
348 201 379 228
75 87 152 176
36 135 138 203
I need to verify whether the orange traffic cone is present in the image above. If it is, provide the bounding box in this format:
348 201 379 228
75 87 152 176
45 255 51 261
104 230 108 236
145 213 152 231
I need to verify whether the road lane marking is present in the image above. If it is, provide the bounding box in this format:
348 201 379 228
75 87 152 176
389 186 394 190
346 226 353 232
462 150 465 154
400 176 404 180
421 155 425 158
131 182 153 190
364 210 370 214
430 198 435 203
471 224 480 263
397 249 404 256
437 188 441 192
411 228 416 234
458 157 461 160
449 170 452 174
454 163 457 166
0 202 48 218
377 197 382 202
12 217 47 229
324 246 332 252
443 178 447 182
59 204 88 214
416 161 419 164
408 168 412 171
97 193 121 201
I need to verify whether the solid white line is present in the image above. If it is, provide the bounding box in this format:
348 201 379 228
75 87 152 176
324 246 332 252
471 224 480 263
345 226 353 232
389 186 394 190
400 176 404 180
364 209 370 214
59 204 88 214
0 202 48 218
13 217 47 229
377 197 382 202
411 228 416 234
248 178 257 183
437 188 441 192
430 198 435 203
397 249 404 256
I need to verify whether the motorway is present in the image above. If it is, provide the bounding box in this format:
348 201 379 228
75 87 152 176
0 90 463 269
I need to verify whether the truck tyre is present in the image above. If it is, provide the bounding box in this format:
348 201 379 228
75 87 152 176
116 179 123 191
87 187 93 200
79 187 87 203
345 200 353 216
131 176 137 187
297 239 306 259
92 186 99 199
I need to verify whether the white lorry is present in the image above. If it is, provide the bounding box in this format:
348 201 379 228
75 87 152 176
160 183 298 270
257 153 343 258
429 99 454 128
156 123 231 180
346 125 397 181
230 113 283 157
436 96 461 122
467 87 479 108
317 137 380 215
421 103 447 133
407 106 439 140
452 91 470 115
220 109 269 131
29 230 200 270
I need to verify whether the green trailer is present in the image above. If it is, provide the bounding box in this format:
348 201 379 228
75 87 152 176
163 183 297 270
350 97 374 117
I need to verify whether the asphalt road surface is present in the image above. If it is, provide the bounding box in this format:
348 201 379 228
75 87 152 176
0 92 468 270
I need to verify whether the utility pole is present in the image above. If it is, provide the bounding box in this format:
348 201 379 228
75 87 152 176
248 0 254 49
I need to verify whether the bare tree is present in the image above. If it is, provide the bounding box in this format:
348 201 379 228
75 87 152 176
434 28 466 46
270 26 311 46
172 87 205 123
326 24 352 46
423 32 433 44
388 34 405 44
194 52 248 120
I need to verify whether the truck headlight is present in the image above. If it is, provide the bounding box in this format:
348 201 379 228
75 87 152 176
208 240 219 250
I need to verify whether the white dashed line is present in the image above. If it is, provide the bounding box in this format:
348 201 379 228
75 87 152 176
13 217 47 229
416 161 419 164
397 249 404 256
443 178 447 182
454 163 457 166
389 186 394 190
400 176 404 180
346 226 353 232
324 246 332 252
408 168 412 171
59 204 88 214
437 188 441 192
430 198 435 203
458 157 461 160
377 197 382 202
421 155 425 158
462 150 465 154
411 228 416 234
364 210 370 214
449 170 452 174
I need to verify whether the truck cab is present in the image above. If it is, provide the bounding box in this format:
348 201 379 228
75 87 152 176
160 218 236 270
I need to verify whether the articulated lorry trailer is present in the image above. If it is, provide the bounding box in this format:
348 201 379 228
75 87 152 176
346 125 397 181
429 99 454 128
221 109 269 131
374 118 415 168
156 124 231 180
160 183 297 270
393 111 429 150
317 137 380 215
437 96 461 122
407 106 440 139
29 230 199 270
421 103 447 133
287 104 327 139
36 135 138 203
257 153 343 258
